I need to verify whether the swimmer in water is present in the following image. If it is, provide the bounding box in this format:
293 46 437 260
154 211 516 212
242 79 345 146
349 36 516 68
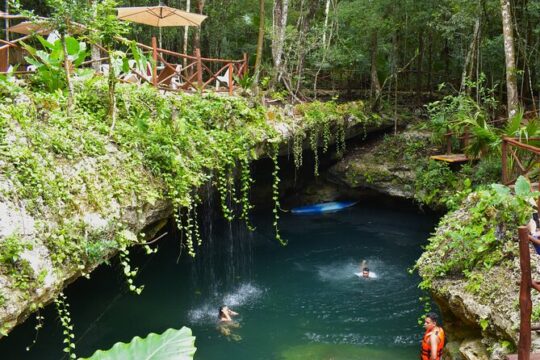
217 306 242 341
218 305 238 322
357 260 377 279
360 260 369 278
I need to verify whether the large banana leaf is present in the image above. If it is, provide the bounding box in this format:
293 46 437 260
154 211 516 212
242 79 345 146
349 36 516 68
81 327 196 360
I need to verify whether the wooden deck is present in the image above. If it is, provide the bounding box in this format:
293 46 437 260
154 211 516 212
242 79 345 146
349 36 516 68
429 153 469 163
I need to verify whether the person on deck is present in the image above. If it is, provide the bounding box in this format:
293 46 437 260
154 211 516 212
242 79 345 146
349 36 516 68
420 312 445 360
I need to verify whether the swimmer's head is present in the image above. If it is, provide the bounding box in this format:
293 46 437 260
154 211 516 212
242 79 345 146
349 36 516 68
218 306 228 317
362 268 369 277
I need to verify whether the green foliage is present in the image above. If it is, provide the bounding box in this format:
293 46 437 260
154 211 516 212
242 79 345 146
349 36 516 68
416 177 538 290
22 36 89 92
82 327 196 360
294 100 368 175
0 234 35 291
414 161 459 207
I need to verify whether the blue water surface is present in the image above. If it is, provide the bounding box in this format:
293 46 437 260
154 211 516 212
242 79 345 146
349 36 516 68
0 197 438 360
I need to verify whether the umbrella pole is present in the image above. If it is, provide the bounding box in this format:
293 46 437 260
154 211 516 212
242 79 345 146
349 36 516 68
152 36 158 87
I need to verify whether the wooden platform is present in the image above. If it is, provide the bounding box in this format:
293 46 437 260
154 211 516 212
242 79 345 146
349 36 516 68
430 153 470 163
506 354 540 360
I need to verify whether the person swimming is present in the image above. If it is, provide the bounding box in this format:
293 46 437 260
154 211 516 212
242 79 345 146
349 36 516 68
218 305 238 322
356 260 377 279
217 306 241 340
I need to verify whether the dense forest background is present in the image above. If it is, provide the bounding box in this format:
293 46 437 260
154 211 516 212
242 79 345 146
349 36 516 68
4 0 540 110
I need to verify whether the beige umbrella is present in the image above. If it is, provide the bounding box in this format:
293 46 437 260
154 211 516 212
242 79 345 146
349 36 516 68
117 4 207 86
8 21 53 35
117 6 206 27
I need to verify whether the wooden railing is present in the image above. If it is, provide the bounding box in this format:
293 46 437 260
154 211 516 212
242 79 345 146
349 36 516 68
0 35 248 95
515 183 540 360
502 137 540 185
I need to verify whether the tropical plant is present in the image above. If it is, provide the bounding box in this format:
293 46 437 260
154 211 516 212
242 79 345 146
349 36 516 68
81 327 196 360
22 35 89 92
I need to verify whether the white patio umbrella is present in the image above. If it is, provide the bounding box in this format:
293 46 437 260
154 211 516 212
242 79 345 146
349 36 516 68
117 4 207 86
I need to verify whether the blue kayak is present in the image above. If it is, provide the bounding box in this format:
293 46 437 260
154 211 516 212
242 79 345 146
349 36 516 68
291 201 357 214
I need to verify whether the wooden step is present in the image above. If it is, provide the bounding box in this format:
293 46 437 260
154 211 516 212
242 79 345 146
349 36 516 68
430 153 470 163
506 354 540 360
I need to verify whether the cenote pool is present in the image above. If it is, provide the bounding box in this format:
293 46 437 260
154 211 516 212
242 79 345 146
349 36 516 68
0 196 439 360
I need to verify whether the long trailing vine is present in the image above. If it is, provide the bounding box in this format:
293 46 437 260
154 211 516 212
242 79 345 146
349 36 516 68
292 131 304 170
271 141 287 245
238 153 255 231
54 292 76 360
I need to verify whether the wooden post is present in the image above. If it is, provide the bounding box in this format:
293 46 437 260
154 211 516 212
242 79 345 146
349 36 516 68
446 132 452 154
502 138 508 184
228 62 233 95
152 36 158 87
243 53 248 76
0 46 8 73
518 225 532 360
195 48 203 89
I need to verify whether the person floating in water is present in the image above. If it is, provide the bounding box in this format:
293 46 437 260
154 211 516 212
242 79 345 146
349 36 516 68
356 260 377 279
217 306 241 341
420 312 445 360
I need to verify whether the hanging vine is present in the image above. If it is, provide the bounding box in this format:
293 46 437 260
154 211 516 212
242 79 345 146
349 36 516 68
293 131 305 169
217 165 235 222
309 129 320 177
54 293 76 360
271 141 287 245
239 153 255 231
336 121 346 157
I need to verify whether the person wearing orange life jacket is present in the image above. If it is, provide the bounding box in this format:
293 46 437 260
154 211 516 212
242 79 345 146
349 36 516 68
420 312 445 360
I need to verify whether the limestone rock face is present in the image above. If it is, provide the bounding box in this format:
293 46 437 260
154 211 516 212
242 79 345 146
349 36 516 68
0 154 172 337
328 127 434 200
459 338 490 360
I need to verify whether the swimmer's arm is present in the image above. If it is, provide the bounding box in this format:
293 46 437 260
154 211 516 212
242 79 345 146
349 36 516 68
229 310 239 316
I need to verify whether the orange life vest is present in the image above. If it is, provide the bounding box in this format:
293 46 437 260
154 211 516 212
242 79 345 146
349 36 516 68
420 327 445 360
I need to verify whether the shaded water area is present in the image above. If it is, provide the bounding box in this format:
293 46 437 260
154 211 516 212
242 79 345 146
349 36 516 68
0 196 439 360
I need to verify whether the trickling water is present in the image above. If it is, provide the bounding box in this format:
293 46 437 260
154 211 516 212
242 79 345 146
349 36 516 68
0 196 438 360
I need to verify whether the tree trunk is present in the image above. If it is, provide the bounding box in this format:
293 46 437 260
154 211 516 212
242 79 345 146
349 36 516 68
108 54 117 134
500 0 519 118
183 0 191 57
272 0 289 85
461 18 481 92
427 30 433 94
254 0 265 83
416 31 424 100
370 31 381 101
61 33 74 112
322 0 331 48
193 0 205 50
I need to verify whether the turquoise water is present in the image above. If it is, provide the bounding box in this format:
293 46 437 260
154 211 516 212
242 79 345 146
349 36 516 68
0 197 438 359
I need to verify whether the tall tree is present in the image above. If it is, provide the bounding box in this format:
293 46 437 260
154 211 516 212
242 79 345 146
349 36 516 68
272 0 289 84
254 0 265 83
500 0 519 117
